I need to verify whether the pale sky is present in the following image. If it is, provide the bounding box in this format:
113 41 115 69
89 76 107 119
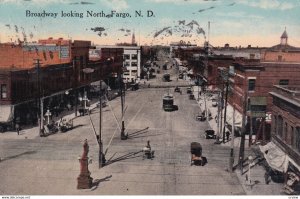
0 0 300 47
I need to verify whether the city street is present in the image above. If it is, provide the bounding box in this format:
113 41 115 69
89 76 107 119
0 64 246 195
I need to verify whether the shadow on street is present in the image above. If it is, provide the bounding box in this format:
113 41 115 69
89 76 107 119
91 175 113 191
104 151 143 166
0 151 37 163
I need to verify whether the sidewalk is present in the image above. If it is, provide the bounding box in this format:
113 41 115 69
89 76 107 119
191 85 284 195
0 100 101 141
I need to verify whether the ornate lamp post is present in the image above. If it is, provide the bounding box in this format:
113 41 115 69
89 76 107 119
45 109 51 125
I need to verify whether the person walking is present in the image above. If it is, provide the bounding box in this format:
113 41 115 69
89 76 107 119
15 123 20 135
226 131 230 142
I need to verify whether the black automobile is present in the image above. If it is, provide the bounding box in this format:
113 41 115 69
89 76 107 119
189 94 195 100
174 86 181 92
178 74 183 79
187 87 192 94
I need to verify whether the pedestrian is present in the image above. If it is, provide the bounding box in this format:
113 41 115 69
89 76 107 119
15 123 20 135
226 131 230 141
264 171 270 184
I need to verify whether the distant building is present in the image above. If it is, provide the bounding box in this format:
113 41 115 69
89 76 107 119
92 45 141 83
213 45 262 60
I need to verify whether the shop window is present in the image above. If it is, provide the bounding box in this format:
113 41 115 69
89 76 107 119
1 84 7 99
248 79 256 91
279 79 289 86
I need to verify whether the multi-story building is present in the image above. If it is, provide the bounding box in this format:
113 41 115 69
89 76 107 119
267 85 300 191
91 45 141 83
0 38 123 131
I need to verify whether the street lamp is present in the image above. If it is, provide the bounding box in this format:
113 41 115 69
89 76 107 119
45 109 51 125
247 155 254 186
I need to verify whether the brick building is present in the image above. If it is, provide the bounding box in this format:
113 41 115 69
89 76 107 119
267 85 300 192
0 38 123 132
91 45 141 83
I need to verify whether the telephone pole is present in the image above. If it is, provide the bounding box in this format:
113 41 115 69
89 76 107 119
222 81 229 143
34 59 43 137
238 93 248 174
229 105 235 172
99 79 104 168
119 72 127 140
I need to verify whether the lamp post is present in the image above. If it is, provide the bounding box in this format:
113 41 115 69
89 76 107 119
247 155 254 186
34 59 43 137
45 109 51 125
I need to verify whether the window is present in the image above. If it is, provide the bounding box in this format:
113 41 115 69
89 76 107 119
295 127 300 152
291 126 294 146
277 116 283 137
279 79 289 86
131 54 137 60
273 115 277 135
248 79 256 91
278 55 282 61
1 84 7 99
131 61 137 67
124 54 130 60
250 54 255 59
284 122 288 142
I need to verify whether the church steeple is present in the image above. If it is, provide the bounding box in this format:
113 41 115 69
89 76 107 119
132 31 136 45
280 27 288 45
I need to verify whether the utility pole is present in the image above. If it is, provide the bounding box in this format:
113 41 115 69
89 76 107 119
229 105 235 172
249 112 253 147
119 72 127 140
99 78 104 168
238 93 248 174
34 59 43 137
222 81 229 143
215 91 221 144
73 59 78 117
219 82 224 143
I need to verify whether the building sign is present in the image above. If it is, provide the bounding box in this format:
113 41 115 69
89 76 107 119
59 46 70 59
23 45 70 59
266 112 272 123
229 65 235 76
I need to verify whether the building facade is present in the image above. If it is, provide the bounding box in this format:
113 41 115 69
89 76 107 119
0 39 123 131
91 45 141 83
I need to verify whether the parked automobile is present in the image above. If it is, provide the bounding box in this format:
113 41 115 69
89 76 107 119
187 87 192 94
174 86 181 93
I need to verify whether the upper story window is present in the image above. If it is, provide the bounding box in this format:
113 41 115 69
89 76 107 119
131 54 137 60
124 54 130 60
278 55 282 61
248 79 256 91
131 62 138 67
1 84 7 99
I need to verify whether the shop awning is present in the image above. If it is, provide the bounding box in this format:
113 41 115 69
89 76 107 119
0 105 14 123
225 104 242 129
259 142 289 173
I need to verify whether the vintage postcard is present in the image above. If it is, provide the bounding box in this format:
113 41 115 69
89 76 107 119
0 0 299 197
